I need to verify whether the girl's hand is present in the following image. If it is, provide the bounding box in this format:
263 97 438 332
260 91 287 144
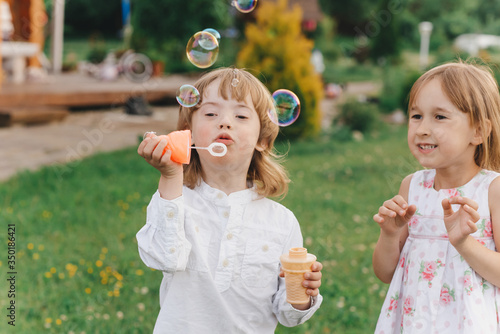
373 195 417 236
137 133 183 179
279 261 323 310
442 196 480 247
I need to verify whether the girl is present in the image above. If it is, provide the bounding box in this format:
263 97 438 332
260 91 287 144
372 61 500 333
136 67 323 333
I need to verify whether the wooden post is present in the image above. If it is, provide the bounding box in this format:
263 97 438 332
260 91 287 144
28 0 47 68
50 0 64 74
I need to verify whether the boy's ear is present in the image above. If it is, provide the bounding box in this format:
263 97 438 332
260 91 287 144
472 119 491 145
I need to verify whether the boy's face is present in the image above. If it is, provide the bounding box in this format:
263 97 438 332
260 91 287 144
190 79 264 171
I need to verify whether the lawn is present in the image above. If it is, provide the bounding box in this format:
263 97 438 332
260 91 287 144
0 124 420 333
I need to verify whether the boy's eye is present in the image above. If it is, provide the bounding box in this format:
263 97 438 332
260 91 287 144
205 112 216 117
410 114 422 120
236 115 248 119
436 115 446 120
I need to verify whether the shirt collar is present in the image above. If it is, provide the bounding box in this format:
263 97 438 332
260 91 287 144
197 180 259 206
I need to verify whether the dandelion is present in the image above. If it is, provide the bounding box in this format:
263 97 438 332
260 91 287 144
45 317 53 324
116 311 124 319
45 272 52 278
56 318 62 325
336 297 345 309
38 244 45 251
107 291 113 297
113 289 120 297
33 253 40 260
137 303 145 311
50 267 57 274
87 268 93 274
42 210 53 219
140 287 149 295
99 253 106 261
27 243 34 250
135 269 144 276
103 314 110 320
0 261 2 267
58 273 65 279
60 314 67 321
85 288 91 294
101 247 108 254
79 259 86 265
95 260 103 267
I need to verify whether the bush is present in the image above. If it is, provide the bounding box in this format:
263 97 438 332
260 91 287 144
237 0 323 138
335 99 379 133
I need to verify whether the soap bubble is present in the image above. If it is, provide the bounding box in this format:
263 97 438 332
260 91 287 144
176 84 200 108
271 89 300 126
121 53 153 83
203 28 221 43
186 31 219 68
232 0 258 13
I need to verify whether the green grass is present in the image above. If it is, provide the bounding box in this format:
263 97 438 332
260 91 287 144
0 125 421 333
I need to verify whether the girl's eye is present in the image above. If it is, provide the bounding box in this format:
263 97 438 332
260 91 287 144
205 112 216 117
410 114 422 120
236 115 248 119
436 115 446 120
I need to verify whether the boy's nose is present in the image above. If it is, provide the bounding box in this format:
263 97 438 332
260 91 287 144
219 123 231 129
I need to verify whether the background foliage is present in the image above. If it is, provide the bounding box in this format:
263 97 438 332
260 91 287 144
237 0 323 138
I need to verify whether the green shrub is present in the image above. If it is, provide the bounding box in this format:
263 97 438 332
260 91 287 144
237 0 323 138
335 99 379 133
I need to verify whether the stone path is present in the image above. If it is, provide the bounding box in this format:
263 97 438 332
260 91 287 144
0 81 380 181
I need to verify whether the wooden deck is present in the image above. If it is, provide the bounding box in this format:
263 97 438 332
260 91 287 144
0 72 198 126
0 73 198 108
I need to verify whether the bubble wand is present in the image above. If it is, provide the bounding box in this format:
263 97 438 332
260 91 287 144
143 131 227 164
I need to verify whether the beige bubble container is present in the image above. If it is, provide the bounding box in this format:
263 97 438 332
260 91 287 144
280 247 316 304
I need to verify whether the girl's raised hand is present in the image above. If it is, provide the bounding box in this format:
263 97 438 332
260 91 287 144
442 196 480 247
137 133 183 179
373 195 417 236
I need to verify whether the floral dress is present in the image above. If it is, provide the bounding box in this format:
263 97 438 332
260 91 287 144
375 169 500 334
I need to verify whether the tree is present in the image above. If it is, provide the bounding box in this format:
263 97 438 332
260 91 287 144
130 0 231 73
237 0 323 138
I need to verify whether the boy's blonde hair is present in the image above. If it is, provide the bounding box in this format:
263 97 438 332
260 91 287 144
177 67 290 198
408 61 500 172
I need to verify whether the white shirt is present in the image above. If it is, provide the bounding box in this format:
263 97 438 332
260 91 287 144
136 181 322 333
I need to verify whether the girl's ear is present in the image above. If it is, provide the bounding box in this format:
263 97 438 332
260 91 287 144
472 119 491 145
255 139 268 152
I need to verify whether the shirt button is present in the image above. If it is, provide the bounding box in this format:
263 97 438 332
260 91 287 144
195 226 199 233
217 193 224 199
169 247 176 254
262 244 269 252
223 211 229 218
167 211 175 219
227 233 233 240
222 259 229 267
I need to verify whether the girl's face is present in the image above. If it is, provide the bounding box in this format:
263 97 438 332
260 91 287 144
408 78 482 171
190 79 264 170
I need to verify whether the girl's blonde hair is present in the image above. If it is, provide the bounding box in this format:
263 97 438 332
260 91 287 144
177 67 290 198
408 61 500 172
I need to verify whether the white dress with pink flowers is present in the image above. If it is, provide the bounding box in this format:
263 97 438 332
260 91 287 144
375 169 500 334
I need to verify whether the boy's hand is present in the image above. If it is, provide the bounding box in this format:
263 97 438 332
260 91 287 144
373 195 417 236
138 132 183 178
442 196 480 247
279 261 323 310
